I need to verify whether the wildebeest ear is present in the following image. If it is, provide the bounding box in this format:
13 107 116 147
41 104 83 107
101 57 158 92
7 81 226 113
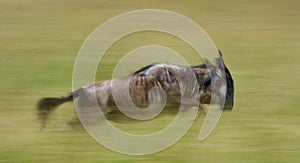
218 50 223 58
216 50 225 70
203 50 225 70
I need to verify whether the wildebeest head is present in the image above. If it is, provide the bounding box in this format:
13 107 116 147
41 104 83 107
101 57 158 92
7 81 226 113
223 61 234 111
194 51 234 111
214 50 234 111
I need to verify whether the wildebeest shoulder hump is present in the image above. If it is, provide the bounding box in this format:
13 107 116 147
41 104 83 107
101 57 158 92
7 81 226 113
133 64 155 76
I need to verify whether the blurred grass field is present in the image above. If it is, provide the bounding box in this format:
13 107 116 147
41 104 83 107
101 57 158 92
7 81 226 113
1 0 300 162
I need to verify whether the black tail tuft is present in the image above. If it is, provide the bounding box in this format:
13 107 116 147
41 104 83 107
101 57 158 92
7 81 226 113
37 94 74 129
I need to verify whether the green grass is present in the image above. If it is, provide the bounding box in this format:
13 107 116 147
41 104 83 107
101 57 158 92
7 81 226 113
1 0 300 162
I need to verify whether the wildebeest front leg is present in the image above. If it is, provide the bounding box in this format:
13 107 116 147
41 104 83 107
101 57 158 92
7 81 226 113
180 97 207 116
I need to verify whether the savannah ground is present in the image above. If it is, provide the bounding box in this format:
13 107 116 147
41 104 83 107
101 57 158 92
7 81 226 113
1 0 300 162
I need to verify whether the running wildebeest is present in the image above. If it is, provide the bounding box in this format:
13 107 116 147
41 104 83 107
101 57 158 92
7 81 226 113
37 51 234 127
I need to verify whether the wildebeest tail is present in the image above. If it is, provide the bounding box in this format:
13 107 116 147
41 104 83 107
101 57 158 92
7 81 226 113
37 89 80 129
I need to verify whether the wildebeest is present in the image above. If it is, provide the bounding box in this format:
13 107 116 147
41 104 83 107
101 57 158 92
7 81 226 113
37 51 234 127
